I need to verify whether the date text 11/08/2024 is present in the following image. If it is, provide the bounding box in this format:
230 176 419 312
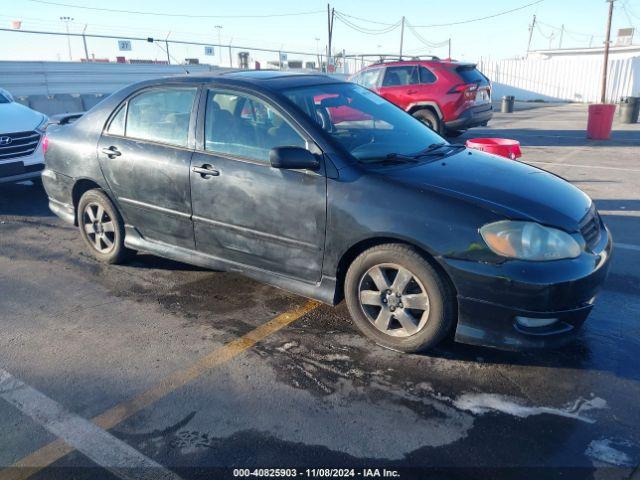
232 468 401 477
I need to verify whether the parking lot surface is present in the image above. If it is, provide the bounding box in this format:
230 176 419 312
1 102 639 479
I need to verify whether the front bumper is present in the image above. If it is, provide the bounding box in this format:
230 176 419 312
0 147 45 184
445 226 613 350
445 104 493 131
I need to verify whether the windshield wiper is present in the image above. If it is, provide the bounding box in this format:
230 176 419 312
412 143 465 157
358 143 465 165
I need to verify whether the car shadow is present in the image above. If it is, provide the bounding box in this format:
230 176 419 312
127 253 211 272
0 181 53 217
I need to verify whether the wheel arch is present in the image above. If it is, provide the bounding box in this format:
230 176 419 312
333 236 457 306
406 102 443 119
71 178 112 225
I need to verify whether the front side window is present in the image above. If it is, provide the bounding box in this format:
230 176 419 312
382 66 419 87
283 83 443 163
204 90 305 163
357 68 383 89
125 88 197 147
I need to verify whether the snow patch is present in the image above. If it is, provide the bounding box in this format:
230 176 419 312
585 438 634 467
453 393 607 424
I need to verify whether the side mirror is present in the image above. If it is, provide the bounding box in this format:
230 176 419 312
269 146 319 170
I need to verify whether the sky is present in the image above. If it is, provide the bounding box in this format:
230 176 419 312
1 0 639 70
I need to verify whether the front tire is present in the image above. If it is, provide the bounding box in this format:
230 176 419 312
77 189 131 264
344 244 454 353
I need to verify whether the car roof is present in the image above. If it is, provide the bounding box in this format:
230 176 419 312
364 60 475 69
151 69 344 91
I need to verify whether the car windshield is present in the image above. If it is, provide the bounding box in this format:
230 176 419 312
281 82 445 163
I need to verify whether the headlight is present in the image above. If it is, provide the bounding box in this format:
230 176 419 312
480 220 581 261
36 115 49 133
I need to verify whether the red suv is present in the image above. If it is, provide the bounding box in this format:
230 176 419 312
350 57 492 136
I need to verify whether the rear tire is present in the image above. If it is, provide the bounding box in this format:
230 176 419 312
77 189 132 264
412 109 442 135
344 243 454 353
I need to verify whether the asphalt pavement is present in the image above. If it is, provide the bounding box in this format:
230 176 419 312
0 102 639 480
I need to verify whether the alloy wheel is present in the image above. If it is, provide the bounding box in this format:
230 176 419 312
357 263 430 337
82 202 116 253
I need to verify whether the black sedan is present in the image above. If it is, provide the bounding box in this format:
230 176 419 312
42 71 612 352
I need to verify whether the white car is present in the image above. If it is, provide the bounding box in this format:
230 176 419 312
0 88 48 184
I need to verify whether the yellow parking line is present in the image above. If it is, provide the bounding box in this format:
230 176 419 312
0 300 319 480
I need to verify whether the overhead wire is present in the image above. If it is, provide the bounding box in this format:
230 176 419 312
404 20 449 48
409 0 544 27
333 12 401 35
22 0 324 19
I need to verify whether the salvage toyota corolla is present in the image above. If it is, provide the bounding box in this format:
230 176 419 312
42 71 612 352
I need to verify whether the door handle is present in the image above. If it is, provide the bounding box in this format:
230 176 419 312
192 164 220 178
101 146 121 158
407 89 418 95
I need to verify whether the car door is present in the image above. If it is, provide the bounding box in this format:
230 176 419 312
98 86 198 248
377 65 420 107
189 88 326 283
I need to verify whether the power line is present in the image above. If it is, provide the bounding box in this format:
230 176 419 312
333 12 401 35
22 0 324 18
333 11 396 26
404 20 449 48
537 20 601 38
410 0 544 27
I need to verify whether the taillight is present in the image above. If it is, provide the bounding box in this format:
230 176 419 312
448 83 478 99
42 135 49 155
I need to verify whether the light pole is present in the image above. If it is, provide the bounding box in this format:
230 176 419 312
315 37 320 70
214 25 223 66
60 16 73 61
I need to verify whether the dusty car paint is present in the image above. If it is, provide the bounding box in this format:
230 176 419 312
42 71 612 350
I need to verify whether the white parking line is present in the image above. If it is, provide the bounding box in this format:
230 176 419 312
525 161 640 173
616 243 640 252
0 369 182 480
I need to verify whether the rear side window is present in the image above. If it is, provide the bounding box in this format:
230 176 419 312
382 66 419 87
125 88 197 147
456 66 489 84
419 66 437 84
107 105 126 136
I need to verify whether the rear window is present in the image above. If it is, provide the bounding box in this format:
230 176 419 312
456 65 489 85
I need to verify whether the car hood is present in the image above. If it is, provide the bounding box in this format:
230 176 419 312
388 149 592 231
0 102 46 134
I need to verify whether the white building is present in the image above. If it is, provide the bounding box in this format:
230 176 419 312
479 42 640 103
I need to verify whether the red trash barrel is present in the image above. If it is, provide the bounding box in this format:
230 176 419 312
465 138 522 160
587 104 616 140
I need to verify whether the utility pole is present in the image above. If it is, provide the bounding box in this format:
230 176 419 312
81 24 89 61
559 24 565 48
214 25 223 66
60 16 73 61
448 38 451 59
600 0 615 103
526 14 536 57
399 16 405 60
327 4 334 72
165 32 171 65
